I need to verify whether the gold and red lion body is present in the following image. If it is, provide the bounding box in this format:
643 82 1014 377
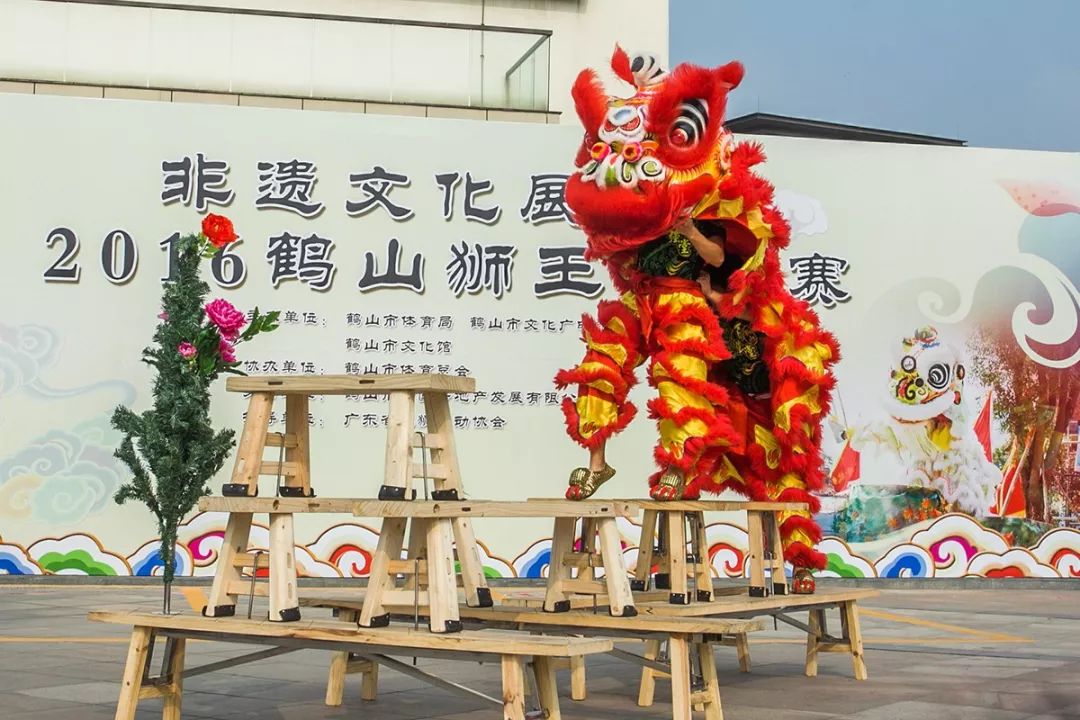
555 48 839 569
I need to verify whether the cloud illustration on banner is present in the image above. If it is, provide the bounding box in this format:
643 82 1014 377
0 415 130 524
0 323 135 402
774 189 828 238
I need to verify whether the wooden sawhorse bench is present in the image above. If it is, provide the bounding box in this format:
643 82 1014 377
353 499 638 633
201 373 482 623
304 593 764 720
89 610 614 720
633 587 878 681
629 500 809 602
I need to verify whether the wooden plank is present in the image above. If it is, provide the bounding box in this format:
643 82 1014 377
200 497 361 513
387 559 427 575
501 656 527 720
805 608 825 678
116 626 153 720
629 499 808 512
360 658 379 701
265 433 299 448
735 633 751 672
353 500 635 518
226 374 477 395
88 611 616 657
636 588 880 617
411 434 446 450
411 462 449 480
259 461 300 477
302 595 765 635
226 581 268 598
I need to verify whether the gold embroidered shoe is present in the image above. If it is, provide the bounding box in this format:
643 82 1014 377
649 467 685 501
566 464 616 500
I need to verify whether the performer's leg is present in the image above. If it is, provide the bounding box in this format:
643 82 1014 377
647 290 737 500
555 297 644 499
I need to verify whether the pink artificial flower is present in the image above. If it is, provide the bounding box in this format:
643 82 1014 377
204 298 246 339
178 342 197 360
158 311 169 321
218 338 237 364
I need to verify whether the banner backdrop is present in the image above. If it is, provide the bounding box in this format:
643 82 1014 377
2 93 1078 579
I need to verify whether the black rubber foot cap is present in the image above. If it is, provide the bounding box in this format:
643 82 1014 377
202 604 236 618
613 605 638 618
773 583 789 596
749 586 767 598
431 489 460 501
360 614 391 628
697 590 713 602
544 600 571 613
473 587 494 608
221 484 252 497
438 620 464 633
278 486 315 498
655 573 671 590
669 592 687 605
630 579 647 592
276 607 302 622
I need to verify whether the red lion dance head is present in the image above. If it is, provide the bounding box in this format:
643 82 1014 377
567 46 768 266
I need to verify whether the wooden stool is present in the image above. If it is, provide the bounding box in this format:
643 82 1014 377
203 374 476 624
355 375 490 633
542 513 638 617
631 501 805 602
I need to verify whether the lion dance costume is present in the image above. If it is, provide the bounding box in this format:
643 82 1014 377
554 48 839 569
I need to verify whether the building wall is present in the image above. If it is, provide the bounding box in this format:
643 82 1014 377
0 0 669 122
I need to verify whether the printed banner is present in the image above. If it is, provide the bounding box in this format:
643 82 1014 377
1 93 1078 579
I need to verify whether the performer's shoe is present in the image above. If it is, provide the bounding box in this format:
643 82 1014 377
649 468 685 501
566 464 616 500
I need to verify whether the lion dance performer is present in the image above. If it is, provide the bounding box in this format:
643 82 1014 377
555 47 839 569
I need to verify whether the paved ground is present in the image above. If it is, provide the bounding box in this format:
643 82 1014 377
0 584 1078 719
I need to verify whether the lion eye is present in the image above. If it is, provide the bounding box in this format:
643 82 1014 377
670 98 707 147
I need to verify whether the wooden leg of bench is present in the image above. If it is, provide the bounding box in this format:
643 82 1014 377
161 638 186 720
805 608 825 677
735 633 751 673
841 601 868 680
570 655 587 701
205 511 253 616
696 641 723 720
360 659 379 701
501 656 527 720
268 512 299 622
669 634 692 720
360 517 407 627
326 651 348 707
544 518 576 612
426 518 461 633
533 657 561 720
598 517 635 617
115 626 152 720
326 609 356 706
634 509 658 590
665 513 689 605
637 639 662 707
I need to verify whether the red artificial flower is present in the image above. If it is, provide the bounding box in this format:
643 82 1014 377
201 213 237 248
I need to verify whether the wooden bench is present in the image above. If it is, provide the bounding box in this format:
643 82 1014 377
304 592 764 720
89 610 614 720
634 587 878 680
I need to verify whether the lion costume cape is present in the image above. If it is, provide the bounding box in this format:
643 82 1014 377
555 48 839 569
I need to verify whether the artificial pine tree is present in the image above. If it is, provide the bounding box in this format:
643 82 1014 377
112 220 276 611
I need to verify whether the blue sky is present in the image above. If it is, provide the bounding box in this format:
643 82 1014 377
669 1 1078 152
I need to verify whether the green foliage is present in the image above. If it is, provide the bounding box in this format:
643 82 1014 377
111 234 236 583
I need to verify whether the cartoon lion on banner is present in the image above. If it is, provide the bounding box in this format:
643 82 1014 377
554 47 839 569
854 326 1000 516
